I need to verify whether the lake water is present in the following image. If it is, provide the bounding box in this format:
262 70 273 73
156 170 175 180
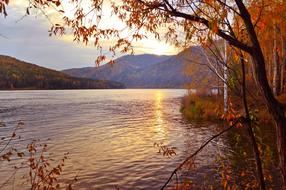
0 89 277 189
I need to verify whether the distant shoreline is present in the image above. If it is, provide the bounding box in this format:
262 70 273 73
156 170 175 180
0 88 187 91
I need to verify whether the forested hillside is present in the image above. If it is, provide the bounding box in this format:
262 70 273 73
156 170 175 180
0 55 125 89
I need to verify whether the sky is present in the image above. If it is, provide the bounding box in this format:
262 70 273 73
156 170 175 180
0 1 178 70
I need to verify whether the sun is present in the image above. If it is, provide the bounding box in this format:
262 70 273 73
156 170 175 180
153 42 172 55
152 40 177 55
135 38 178 55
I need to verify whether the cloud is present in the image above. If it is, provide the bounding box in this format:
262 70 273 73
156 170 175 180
0 2 178 70
0 8 108 70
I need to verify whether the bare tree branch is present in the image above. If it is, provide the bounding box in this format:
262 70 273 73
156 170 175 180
161 117 245 190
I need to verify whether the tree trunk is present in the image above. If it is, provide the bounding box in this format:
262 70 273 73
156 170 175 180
267 54 272 84
273 24 281 96
280 57 285 94
241 54 266 190
281 35 286 93
234 0 286 188
276 117 286 188
223 40 228 113
252 47 286 190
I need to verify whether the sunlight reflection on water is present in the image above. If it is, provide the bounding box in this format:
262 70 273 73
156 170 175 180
154 91 166 138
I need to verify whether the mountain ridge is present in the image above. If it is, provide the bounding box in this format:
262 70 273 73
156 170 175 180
63 46 211 88
0 55 125 90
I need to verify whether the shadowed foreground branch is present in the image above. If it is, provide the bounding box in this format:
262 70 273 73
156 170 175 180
161 117 245 190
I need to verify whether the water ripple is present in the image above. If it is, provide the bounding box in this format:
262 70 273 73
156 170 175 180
0 89 235 190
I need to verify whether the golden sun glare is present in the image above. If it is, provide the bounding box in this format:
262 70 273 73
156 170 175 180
135 38 178 55
153 44 171 55
150 41 177 55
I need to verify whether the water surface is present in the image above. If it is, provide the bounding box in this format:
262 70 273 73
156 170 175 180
0 89 260 189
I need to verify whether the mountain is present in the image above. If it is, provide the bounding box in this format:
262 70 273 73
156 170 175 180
63 46 213 88
63 54 171 87
0 55 125 90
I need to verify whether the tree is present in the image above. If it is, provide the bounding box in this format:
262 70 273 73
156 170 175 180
2 0 286 188
248 0 286 96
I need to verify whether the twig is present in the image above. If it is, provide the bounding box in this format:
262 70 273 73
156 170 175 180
160 117 244 190
0 127 18 154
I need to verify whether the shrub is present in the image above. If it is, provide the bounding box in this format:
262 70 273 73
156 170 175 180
181 94 223 121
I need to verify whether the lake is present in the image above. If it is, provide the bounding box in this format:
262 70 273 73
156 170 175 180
0 89 277 189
